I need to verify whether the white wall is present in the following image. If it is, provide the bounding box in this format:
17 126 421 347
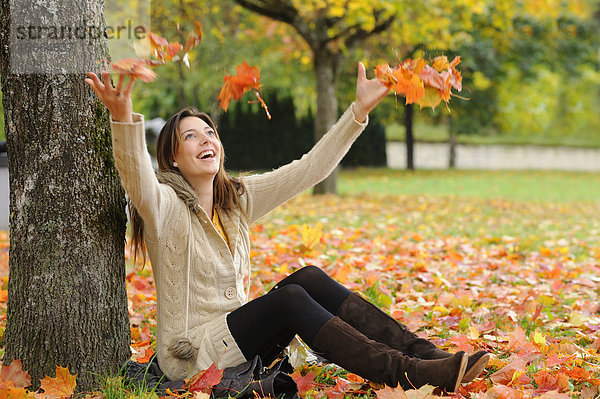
387 142 600 171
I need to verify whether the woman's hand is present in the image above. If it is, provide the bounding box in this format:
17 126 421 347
85 71 135 122
353 61 390 122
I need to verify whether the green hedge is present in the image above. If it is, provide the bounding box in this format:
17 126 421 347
218 94 386 171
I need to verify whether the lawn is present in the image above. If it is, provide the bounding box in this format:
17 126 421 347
1 169 599 398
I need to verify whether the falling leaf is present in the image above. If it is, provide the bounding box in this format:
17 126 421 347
184 21 203 53
111 22 203 79
375 55 463 110
0 360 32 389
217 61 270 119
39 366 77 399
111 58 157 82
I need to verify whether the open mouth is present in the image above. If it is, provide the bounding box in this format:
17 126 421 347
197 150 215 159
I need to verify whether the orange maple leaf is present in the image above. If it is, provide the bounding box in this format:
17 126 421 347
375 54 463 110
0 360 32 389
217 61 270 119
39 366 76 399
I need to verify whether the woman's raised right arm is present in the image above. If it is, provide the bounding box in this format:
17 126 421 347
85 72 165 234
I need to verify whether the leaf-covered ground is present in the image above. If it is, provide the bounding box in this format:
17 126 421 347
1 181 600 398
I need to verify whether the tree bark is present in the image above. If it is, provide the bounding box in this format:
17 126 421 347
448 118 457 169
0 0 130 391
404 103 415 170
312 47 340 195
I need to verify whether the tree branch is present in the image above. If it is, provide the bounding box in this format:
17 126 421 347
233 0 296 24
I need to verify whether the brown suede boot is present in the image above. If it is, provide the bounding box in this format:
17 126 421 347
336 293 490 382
313 317 468 392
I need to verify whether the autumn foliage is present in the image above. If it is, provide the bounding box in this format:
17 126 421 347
2 184 600 397
110 22 203 82
375 55 463 110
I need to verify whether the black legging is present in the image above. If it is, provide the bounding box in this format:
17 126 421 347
226 265 352 363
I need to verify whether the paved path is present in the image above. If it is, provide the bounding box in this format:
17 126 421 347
387 142 600 171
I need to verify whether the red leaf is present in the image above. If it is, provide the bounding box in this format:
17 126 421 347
290 371 316 396
533 370 569 393
564 366 590 380
186 363 223 394
0 360 32 389
321 378 351 399
489 359 529 386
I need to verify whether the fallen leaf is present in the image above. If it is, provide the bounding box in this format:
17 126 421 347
291 371 316 396
186 363 223 394
301 223 323 250
39 366 76 398
0 360 31 389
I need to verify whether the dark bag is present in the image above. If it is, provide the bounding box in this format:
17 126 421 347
121 355 185 396
213 355 298 399
121 355 298 399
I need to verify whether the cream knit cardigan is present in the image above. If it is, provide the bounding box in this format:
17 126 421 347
110 105 368 381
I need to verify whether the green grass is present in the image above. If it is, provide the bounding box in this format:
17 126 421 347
386 122 600 148
338 168 600 203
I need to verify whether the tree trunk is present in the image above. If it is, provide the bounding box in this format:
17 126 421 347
312 48 340 195
448 118 457 169
0 0 130 391
404 103 415 170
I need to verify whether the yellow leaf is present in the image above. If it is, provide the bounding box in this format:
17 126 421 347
301 223 323 249
533 330 546 346
40 366 76 398
469 325 480 340
568 311 586 326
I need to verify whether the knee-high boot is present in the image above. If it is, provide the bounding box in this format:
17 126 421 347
336 293 490 383
313 317 468 392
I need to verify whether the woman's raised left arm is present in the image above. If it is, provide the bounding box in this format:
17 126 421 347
242 62 390 223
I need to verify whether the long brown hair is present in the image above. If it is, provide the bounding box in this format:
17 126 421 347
129 107 245 264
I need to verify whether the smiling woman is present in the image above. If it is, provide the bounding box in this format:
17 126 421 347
84 64 489 392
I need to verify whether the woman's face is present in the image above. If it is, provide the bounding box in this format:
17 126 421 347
173 116 221 183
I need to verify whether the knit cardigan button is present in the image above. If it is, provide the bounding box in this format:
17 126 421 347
224 287 236 299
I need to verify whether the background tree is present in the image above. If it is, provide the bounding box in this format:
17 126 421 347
0 0 130 390
231 0 397 193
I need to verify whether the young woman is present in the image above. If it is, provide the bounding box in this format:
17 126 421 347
85 64 489 393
